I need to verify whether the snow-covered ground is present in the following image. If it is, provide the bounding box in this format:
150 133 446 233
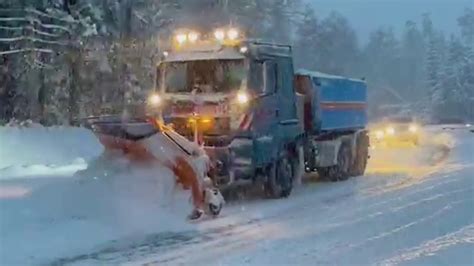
0 125 473 265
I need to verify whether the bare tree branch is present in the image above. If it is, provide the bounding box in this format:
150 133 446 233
0 48 54 56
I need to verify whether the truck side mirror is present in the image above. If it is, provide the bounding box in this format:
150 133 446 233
263 61 277 94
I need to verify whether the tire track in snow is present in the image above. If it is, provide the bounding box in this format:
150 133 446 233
320 187 471 234
341 199 469 251
61 133 467 265
149 181 471 265
70 168 466 265
377 224 474 266
318 172 470 228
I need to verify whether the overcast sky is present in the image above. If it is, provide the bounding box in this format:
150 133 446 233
309 0 473 41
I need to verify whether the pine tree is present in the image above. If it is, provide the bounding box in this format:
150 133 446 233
304 11 358 75
426 35 443 111
294 5 319 70
435 35 465 120
460 46 474 120
457 7 474 47
457 7 474 120
364 27 400 86
401 20 425 99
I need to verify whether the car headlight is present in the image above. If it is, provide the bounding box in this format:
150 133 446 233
375 130 384 139
214 29 225 41
188 31 199 42
227 28 239 40
409 124 418 132
386 126 395 135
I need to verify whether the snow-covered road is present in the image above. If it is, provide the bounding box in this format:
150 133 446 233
0 126 473 265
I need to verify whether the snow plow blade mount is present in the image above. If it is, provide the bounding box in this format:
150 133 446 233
84 116 160 142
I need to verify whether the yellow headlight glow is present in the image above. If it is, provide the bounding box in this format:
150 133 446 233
176 33 187 44
386 126 395 135
214 30 225 41
148 93 162 106
188 31 199 42
409 124 418 132
227 28 239 40
237 91 249 105
375 130 384 139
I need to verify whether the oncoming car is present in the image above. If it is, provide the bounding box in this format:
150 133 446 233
370 116 421 146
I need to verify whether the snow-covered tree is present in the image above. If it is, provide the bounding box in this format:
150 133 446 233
295 9 358 75
400 20 425 99
294 5 319 70
426 34 444 116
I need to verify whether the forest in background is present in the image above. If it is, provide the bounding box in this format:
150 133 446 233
0 0 473 125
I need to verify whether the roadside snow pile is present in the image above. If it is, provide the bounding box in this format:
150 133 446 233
0 126 102 176
0 164 191 265
0 126 191 265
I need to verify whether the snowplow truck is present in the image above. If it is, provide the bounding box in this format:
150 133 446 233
149 29 369 198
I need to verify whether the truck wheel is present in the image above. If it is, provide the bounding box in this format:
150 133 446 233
265 151 293 198
350 133 369 176
317 143 351 182
335 143 351 181
292 144 305 185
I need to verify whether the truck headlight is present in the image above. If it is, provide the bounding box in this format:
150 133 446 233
175 33 187 44
386 126 395 135
236 91 249 105
409 124 418 133
148 93 162 106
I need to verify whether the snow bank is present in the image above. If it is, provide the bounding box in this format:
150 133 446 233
0 126 102 173
0 166 191 265
0 126 192 265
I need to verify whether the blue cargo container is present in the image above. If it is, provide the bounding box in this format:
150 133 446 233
296 70 368 133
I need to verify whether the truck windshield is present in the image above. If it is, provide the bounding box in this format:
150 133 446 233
158 59 246 93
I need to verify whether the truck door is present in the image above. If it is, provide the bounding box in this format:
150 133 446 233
251 60 279 166
275 57 301 140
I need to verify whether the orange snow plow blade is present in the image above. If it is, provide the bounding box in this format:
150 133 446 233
85 116 163 162
83 115 224 217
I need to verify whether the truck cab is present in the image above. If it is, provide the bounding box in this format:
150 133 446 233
151 29 302 195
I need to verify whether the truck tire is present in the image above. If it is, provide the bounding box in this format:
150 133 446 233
317 142 351 182
350 133 369 177
292 144 305 185
265 150 294 198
